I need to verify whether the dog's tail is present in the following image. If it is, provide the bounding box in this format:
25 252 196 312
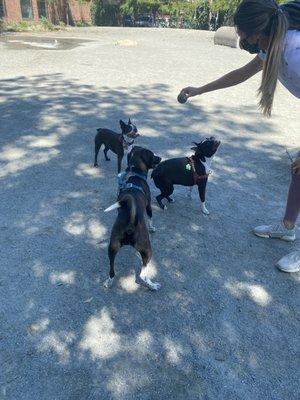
104 202 121 212
105 194 137 234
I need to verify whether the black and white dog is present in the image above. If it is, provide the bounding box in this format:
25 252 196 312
152 137 220 215
104 146 162 291
94 119 140 173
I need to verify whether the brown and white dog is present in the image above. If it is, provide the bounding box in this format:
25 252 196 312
104 146 162 291
94 119 140 173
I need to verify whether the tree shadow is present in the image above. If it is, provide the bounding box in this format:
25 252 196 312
0 74 298 400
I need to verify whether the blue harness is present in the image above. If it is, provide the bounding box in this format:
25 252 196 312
118 169 147 194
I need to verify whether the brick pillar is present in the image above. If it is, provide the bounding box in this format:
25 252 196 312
69 0 92 24
31 0 39 21
4 0 22 22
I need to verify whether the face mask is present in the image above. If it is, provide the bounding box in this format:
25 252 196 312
239 38 260 54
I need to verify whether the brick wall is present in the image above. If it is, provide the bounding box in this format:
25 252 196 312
3 0 91 24
32 0 39 21
69 0 91 23
3 0 22 22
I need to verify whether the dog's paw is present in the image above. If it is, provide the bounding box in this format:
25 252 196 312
103 277 114 288
201 207 210 215
94 163 99 168
167 197 175 203
149 281 161 291
149 226 156 233
139 276 161 291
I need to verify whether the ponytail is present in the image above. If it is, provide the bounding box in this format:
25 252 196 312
234 0 290 116
258 10 288 116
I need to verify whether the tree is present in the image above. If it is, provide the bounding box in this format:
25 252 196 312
92 0 121 26
121 0 161 22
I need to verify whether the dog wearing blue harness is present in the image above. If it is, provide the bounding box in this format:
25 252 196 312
104 146 161 291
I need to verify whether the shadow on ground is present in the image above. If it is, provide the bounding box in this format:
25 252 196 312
0 74 299 400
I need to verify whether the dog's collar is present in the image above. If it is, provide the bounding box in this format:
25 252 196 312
119 135 134 149
187 157 210 185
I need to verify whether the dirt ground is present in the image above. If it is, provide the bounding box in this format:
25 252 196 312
0 28 299 400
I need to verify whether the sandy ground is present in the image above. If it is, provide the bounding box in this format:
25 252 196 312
0 27 299 400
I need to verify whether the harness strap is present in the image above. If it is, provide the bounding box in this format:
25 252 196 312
187 157 210 185
118 171 147 195
122 183 144 194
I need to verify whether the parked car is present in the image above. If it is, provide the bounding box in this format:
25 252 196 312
156 18 168 28
135 15 154 27
122 15 134 27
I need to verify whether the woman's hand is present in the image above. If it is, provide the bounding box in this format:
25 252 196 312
292 157 300 175
180 86 202 98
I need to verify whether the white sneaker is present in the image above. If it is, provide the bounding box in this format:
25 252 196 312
276 251 300 273
253 221 296 242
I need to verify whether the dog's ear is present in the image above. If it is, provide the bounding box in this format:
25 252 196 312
120 120 126 132
191 142 199 151
127 146 140 166
141 149 154 168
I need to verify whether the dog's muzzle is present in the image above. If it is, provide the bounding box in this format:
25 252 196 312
213 140 221 150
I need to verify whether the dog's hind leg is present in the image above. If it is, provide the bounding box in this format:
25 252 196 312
165 184 175 203
166 195 175 203
156 193 166 210
104 146 111 161
94 142 102 167
145 206 156 233
137 249 161 291
156 182 174 208
104 242 119 288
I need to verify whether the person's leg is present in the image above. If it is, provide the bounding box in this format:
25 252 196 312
254 153 300 242
283 151 300 228
253 151 300 272
277 151 300 273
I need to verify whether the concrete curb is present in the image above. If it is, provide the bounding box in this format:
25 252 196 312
214 26 239 48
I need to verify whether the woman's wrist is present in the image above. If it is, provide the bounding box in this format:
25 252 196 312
196 86 205 95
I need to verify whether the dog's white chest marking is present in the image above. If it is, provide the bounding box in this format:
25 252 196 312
202 157 213 174
126 144 133 153
187 155 214 208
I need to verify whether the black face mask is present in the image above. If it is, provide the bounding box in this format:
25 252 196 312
239 38 260 54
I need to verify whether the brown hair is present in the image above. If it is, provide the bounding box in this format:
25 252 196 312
234 0 288 116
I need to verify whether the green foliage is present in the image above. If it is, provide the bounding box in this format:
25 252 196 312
3 19 64 32
92 0 120 26
121 0 161 18
40 16 56 30
94 0 290 29
193 0 211 30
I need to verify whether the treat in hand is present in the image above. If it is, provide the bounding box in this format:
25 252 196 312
177 92 188 104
